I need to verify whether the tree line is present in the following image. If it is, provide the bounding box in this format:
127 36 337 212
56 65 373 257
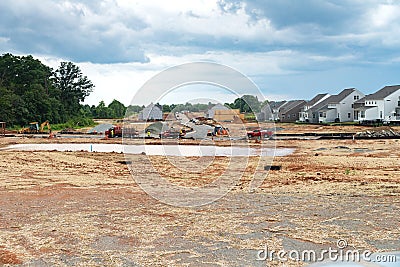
0 53 94 127
0 53 267 127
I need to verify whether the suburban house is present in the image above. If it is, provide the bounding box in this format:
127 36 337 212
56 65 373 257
307 88 364 123
278 100 307 122
354 85 400 123
138 103 163 121
205 104 243 122
205 104 229 119
299 93 331 122
257 101 287 121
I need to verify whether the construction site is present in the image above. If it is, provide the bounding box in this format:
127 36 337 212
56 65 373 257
0 112 399 266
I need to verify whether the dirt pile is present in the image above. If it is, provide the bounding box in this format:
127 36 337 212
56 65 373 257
355 127 400 138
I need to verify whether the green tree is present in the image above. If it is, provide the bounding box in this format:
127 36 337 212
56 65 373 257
232 95 261 113
0 54 59 126
95 101 108 118
126 105 143 117
108 99 126 118
53 62 94 120
162 104 171 113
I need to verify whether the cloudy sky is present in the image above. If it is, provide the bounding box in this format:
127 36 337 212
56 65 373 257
1 0 400 105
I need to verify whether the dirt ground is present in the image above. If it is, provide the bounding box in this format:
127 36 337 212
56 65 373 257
0 127 399 266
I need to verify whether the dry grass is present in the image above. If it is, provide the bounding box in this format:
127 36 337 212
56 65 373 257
0 133 399 266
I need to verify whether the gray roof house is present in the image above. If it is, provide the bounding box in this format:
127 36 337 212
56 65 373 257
138 103 163 121
308 88 364 123
299 93 331 122
354 85 400 122
257 101 287 121
278 100 307 122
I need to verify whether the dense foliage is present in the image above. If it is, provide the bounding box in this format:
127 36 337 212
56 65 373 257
0 53 94 127
0 53 267 127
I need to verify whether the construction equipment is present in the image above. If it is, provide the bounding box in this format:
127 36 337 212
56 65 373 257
206 125 229 137
247 129 273 139
40 120 51 133
105 126 122 138
0 122 5 137
19 122 39 134
19 121 51 134
212 125 229 136
105 126 139 138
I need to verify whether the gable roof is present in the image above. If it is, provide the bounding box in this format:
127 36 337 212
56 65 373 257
284 100 307 113
308 95 334 112
143 102 162 110
261 101 286 112
209 103 229 111
307 93 330 107
279 100 306 113
364 85 400 100
308 88 357 112
327 88 356 104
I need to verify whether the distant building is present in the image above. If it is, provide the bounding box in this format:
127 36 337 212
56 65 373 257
257 101 287 121
354 85 400 123
205 104 243 121
299 94 331 122
205 104 229 119
138 103 163 121
213 109 243 122
308 88 364 123
278 100 307 122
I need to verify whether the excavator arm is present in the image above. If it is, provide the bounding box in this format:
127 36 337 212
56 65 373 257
40 120 51 133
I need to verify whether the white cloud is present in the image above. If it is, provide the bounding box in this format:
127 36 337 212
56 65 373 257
2 0 400 106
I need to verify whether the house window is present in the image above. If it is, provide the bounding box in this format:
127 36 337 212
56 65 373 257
354 95 359 100
348 113 351 119
380 111 383 118
351 104 354 108
319 113 323 118
337 113 340 118
313 114 316 119
361 111 365 118
323 112 327 118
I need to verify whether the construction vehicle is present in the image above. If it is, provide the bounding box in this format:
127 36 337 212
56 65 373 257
40 120 51 133
211 125 229 136
247 129 273 139
19 120 51 134
206 125 229 137
159 129 180 139
105 126 139 138
105 126 122 138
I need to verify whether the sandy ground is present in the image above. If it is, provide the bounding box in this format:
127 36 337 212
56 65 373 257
0 129 399 266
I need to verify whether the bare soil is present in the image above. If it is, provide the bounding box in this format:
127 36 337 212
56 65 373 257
0 127 399 266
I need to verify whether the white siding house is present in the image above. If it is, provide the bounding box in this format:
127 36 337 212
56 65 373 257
138 103 163 121
257 101 287 121
317 88 364 123
355 85 400 123
307 88 364 123
299 93 330 122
